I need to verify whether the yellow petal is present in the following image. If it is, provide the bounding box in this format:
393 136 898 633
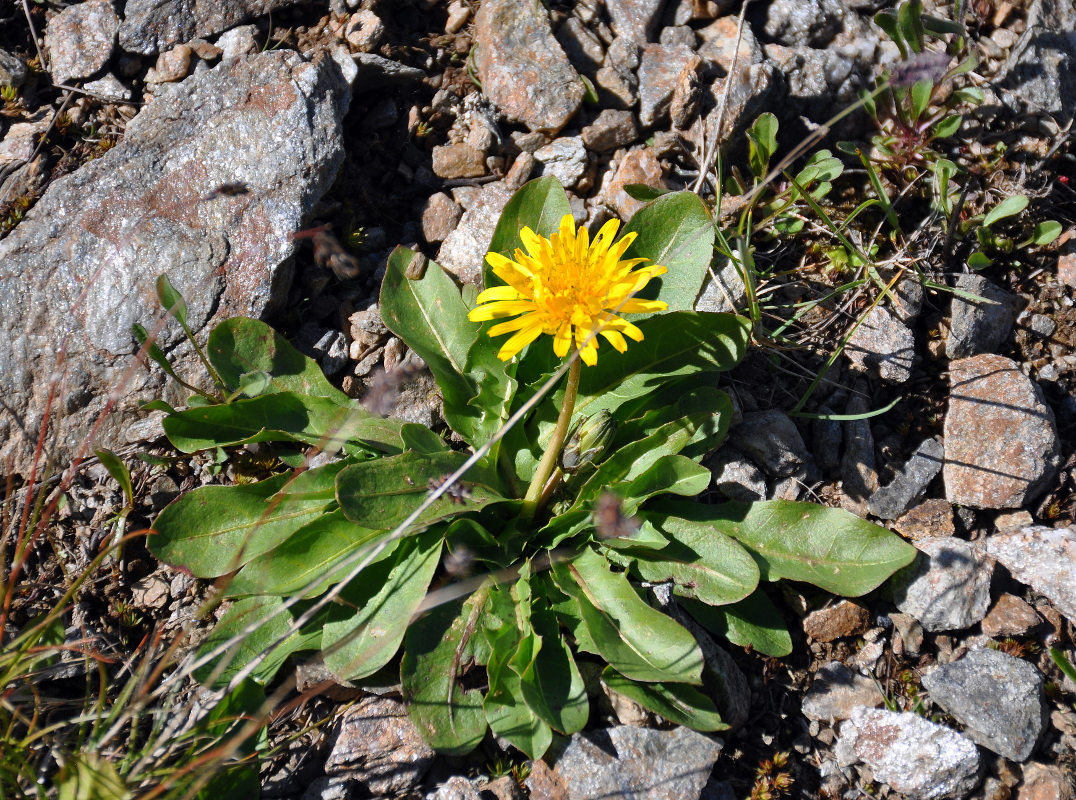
497 321 544 360
475 285 526 303
618 298 668 314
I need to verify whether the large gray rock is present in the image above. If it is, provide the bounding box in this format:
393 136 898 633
0 50 349 475
119 0 306 55
922 648 1047 762
944 354 1060 508
45 0 120 85
987 525 1076 626
544 726 723 800
995 0 1076 122
846 304 915 383
835 708 981 799
474 0 584 133
868 437 944 520
763 0 846 48
946 273 1015 359
891 538 992 632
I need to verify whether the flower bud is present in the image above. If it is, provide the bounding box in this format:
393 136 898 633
560 410 616 473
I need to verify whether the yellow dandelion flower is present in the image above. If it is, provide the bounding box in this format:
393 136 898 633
468 214 668 365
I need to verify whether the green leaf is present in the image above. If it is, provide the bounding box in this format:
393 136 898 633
951 86 984 105
486 177 574 284
156 273 188 325
194 595 320 687
401 423 448 454
910 78 933 120
207 317 347 402
95 449 133 508
322 531 442 681
151 467 342 577
968 250 992 269
747 112 779 179
622 455 711 507
651 499 917 596
132 323 180 380
162 393 404 455
681 591 792 657
599 517 670 552
482 582 553 759
897 0 925 54
336 451 506 530
874 10 906 58
551 547 704 683
601 668 726 731
237 370 272 398
572 312 751 418
401 594 489 755
625 512 759 606
1025 220 1062 247
521 605 589 735
380 248 485 439
227 510 397 598
620 191 715 315
623 183 670 202
921 14 965 36
983 195 1028 227
931 113 962 139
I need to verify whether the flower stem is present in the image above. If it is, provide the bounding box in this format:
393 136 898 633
521 358 581 522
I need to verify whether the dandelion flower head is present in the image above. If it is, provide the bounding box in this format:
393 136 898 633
468 214 667 365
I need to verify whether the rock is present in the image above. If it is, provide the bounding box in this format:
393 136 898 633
445 1 471 35
944 354 1060 508
216 25 258 61
891 538 993 632
946 274 1016 359
892 277 925 324
660 25 698 48
0 49 28 88
83 73 133 101
728 410 815 479
45 0 120 85
637 44 701 128
708 447 767 502
556 16 605 75
146 44 194 84
922 648 1047 762
598 147 667 219
699 61 775 147
524 759 570 800
889 611 924 657
694 253 746 313
811 409 842 474
803 600 871 643
802 662 883 722
763 0 845 48
995 0 1076 123
431 143 487 179
987 525 1076 626
606 0 666 44
421 193 463 244
0 117 51 168
763 44 861 122
0 50 349 475
696 16 762 72
119 0 305 55
846 305 915 383
867 437 945 520
835 707 981 799
302 775 360 800
894 499 956 540
474 0 584 134
581 109 638 153
534 136 588 189
547 726 723 800
345 10 385 52
427 776 481 800
322 695 435 795
479 776 525 800
436 180 514 285
1017 762 1076 800
595 36 640 108
981 593 1042 638
352 53 426 89
1058 229 1076 289
505 151 536 189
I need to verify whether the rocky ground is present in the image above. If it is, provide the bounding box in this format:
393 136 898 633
1 0 1075 798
